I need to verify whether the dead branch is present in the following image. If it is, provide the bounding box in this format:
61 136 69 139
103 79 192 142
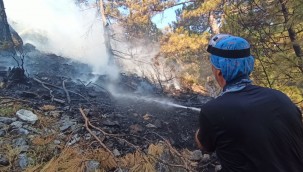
62 79 71 104
33 77 90 103
150 132 190 170
112 135 139 149
75 79 90 87
79 108 113 155
0 100 28 105
53 98 65 104
85 81 92 87
90 83 111 98
0 97 30 104
80 108 139 150
148 153 191 172
112 52 152 65
34 78 55 102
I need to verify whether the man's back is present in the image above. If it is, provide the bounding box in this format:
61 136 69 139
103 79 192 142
199 85 303 172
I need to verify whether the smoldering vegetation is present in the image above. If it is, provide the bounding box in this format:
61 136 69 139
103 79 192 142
0 0 219 171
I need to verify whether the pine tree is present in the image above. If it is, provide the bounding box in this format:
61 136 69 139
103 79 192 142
222 0 303 105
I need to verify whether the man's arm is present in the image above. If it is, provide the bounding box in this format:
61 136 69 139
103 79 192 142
195 129 203 149
196 111 216 152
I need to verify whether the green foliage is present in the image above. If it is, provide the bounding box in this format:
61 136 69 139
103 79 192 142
161 28 209 56
222 0 303 103
94 0 303 99
159 0 225 89
160 27 212 87
104 0 166 41
182 0 221 19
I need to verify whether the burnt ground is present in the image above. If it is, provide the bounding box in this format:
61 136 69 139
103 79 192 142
0 48 220 171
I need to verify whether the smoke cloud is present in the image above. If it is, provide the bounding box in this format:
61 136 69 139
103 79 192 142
4 0 118 77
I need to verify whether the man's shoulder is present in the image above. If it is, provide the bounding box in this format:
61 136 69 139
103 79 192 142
222 84 288 99
200 84 290 113
200 95 229 116
249 85 292 101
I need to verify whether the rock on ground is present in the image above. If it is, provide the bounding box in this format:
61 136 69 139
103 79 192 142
16 109 38 124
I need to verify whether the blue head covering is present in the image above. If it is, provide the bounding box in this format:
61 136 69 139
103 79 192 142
207 34 255 95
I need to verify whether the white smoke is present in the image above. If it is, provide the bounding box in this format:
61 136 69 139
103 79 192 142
110 24 180 90
4 0 118 77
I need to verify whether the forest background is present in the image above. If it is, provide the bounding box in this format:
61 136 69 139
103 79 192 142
1 0 303 108
0 1 302 171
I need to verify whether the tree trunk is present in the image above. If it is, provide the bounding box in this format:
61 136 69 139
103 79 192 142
0 0 14 52
209 11 220 34
99 0 114 64
278 0 303 71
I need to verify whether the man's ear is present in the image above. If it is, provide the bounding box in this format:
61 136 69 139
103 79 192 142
217 70 223 77
212 66 220 76
213 68 222 79
214 69 226 88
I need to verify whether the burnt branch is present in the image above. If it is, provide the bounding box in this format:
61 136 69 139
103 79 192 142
79 108 113 155
33 77 90 103
79 108 139 151
63 79 71 104
35 78 55 101
0 97 30 104
150 132 191 170
83 108 139 149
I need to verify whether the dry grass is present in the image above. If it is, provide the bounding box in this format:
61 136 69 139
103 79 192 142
0 103 193 172
0 103 61 172
32 134 56 146
21 142 192 172
0 145 22 172
120 150 157 171
40 105 56 111
84 148 117 170
26 144 58 168
34 111 57 129
25 147 87 172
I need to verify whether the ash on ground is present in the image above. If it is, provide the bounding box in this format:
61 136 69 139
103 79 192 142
0 48 219 172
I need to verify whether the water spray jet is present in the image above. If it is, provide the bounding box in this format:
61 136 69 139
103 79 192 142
111 92 201 112
185 106 201 112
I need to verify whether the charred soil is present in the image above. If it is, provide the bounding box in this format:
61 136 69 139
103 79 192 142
0 50 220 172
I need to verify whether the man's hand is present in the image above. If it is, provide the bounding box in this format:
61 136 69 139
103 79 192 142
195 129 203 149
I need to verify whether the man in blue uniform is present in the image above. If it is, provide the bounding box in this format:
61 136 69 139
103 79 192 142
195 34 303 172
